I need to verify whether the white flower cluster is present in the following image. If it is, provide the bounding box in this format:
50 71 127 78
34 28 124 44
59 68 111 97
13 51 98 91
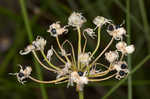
47 22 68 37
9 65 32 84
111 61 129 80
105 51 119 63
93 16 111 28
11 11 135 92
116 41 135 54
107 24 126 40
20 36 46 55
68 12 87 27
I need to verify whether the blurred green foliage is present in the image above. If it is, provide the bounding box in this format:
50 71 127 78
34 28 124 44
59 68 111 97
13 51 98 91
0 0 150 99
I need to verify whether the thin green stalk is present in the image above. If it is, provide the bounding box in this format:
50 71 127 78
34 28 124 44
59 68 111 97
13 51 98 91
19 0 33 42
77 27 82 69
19 0 48 99
79 91 84 99
102 54 150 99
138 0 150 53
40 50 60 71
126 0 132 99
90 27 101 58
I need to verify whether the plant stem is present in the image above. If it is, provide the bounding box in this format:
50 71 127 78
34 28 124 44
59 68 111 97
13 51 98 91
79 91 84 99
138 0 150 53
126 0 132 99
19 0 48 99
77 26 82 69
40 50 61 71
90 27 101 58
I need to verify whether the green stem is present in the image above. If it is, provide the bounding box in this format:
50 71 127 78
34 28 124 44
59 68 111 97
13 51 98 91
77 26 82 69
79 91 84 99
102 54 150 99
19 0 48 99
126 0 132 99
90 27 101 58
138 0 150 53
40 50 61 71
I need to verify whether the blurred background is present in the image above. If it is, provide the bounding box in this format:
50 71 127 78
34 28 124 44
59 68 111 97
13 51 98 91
0 0 150 99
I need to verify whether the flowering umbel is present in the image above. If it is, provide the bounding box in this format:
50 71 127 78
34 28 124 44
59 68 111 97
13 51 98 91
10 12 135 91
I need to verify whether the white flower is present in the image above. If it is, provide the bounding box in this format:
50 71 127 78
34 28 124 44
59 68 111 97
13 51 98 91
68 12 86 27
93 16 111 28
78 52 91 65
20 44 35 55
116 41 135 54
9 65 32 84
77 76 88 91
32 36 47 50
105 51 119 63
19 36 46 55
125 45 135 54
84 28 96 39
47 46 53 61
47 21 68 37
68 71 88 91
107 25 126 40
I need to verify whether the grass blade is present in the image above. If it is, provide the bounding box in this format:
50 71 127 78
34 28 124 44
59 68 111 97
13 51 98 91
126 0 132 99
138 0 150 53
19 0 48 99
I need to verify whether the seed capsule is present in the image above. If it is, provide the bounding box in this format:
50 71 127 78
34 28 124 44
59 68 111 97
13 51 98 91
108 24 114 31
51 28 57 35
18 72 24 78
78 71 84 76
119 70 125 76
121 64 127 69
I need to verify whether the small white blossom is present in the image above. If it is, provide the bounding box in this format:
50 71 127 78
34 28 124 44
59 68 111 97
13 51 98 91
47 21 68 37
9 65 32 84
116 41 135 54
32 36 47 50
20 44 35 55
105 51 119 63
84 28 96 39
68 71 88 91
68 12 86 27
47 46 54 61
78 52 91 65
20 36 46 55
107 25 126 40
125 45 135 54
93 16 111 28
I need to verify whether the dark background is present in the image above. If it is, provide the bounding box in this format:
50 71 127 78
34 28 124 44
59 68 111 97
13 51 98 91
0 0 150 99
